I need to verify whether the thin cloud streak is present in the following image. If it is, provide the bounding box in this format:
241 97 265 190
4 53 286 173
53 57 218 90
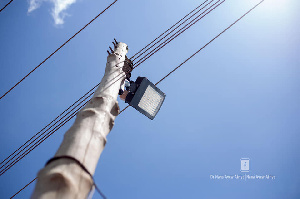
28 0 42 13
28 0 77 25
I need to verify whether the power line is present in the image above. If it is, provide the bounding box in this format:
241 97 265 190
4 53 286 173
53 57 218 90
0 82 99 174
0 84 99 167
2 1 222 172
130 0 211 60
0 0 14 13
131 0 219 63
0 87 95 175
0 0 235 178
123 0 263 110
0 61 132 175
9 1 266 196
2 0 213 103
133 0 225 69
0 0 118 100
3 72 129 174
0 63 132 175
0 0 220 175
156 0 265 85
10 177 37 199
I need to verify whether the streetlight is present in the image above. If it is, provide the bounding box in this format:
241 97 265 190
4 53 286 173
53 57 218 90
120 77 166 120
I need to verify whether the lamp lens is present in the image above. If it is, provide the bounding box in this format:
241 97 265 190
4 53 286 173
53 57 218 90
138 85 164 117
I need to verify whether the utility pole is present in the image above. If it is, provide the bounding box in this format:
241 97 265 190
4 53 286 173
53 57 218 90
31 42 129 199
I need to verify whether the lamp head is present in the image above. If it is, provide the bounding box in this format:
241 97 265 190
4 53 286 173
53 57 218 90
125 77 166 120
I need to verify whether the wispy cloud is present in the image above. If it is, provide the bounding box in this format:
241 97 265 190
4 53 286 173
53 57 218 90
28 0 42 13
28 0 77 25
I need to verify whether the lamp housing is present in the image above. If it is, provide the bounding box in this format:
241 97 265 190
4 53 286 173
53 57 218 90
125 77 165 120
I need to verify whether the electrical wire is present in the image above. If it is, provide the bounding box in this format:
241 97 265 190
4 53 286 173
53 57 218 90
0 0 237 179
0 59 133 175
9 1 266 196
133 0 225 69
130 0 211 60
0 0 14 13
10 177 37 199
0 84 98 175
0 84 99 166
155 0 265 85
0 0 218 175
0 90 94 176
118 0 223 113
0 59 131 175
0 0 118 100
131 0 218 62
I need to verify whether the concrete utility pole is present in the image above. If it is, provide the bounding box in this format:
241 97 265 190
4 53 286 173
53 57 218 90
31 42 129 199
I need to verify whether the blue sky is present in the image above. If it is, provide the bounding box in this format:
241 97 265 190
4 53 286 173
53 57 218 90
0 0 299 198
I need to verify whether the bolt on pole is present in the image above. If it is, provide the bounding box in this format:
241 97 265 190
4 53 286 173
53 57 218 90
31 42 129 199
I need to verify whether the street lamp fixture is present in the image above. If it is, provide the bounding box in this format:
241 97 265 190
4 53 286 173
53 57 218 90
120 77 166 120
